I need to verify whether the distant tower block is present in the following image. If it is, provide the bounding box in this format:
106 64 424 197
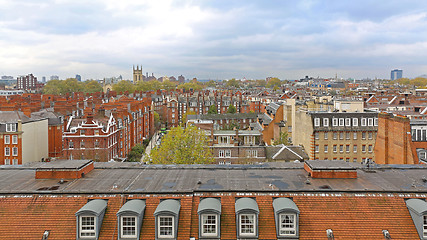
133 65 144 84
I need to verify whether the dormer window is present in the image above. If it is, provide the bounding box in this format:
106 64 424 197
6 123 16 132
117 199 146 240
75 199 107 240
235 198 259 239
154 199 180 240
273 198 300 239
198 198 221 239
406 198 427 239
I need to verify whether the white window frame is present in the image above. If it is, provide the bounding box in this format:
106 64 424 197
219 150 225 158
4 135 10 144
353 118 358 126
239 213 256 237
339 118 344 126
225 149 231 158
314 132 319 140
121 216 137 238
324 145 328 153
6 123 16 132
4 159 10 165
12 135 17 144
353 145 357 153
201 214 218 237
323 118 329 127
4 147 10 156
12 159 17 165
314 118 320 127
361 118 367 126
12 147 18 156
315 145 319 153
368 118 374 126
353 132 357 140
324 132 328 140
374 118 378 126
423 215 427 237
279 213 296 236
345 118 351 126
332 118 338 127
158 216 174 238
79 215 96 238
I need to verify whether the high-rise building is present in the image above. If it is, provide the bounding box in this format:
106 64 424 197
75 74 81 82
50 75 59 81
391 69 403 80
17 74 37 90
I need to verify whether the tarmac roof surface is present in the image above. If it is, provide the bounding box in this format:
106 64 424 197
1 161 427 194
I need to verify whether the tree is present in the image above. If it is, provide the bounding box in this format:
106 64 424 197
266 77 282 88
206 80 216 87
149 125 214 164
207 105 218 114
226 78 240 88
272 131 289 145
162 80 176 90
84 80 102 93
153 111 161 130
112 80 135 93
227 104 237 114
43 80 63 94
255 79 266 87
177 82 202 91
127 144 145 162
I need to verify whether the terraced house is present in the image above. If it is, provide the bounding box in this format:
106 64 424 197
0 160 425 239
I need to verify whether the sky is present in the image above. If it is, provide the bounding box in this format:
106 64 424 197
1 0 427 81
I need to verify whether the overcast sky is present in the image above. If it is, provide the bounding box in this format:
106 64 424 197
1 0 427 80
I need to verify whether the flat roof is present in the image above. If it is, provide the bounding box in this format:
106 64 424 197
35 160 92 170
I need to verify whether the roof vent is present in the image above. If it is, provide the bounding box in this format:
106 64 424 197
42 230 50 240
382 230 391 239
326 229 334 240
304 160 357 179
35 160 94 179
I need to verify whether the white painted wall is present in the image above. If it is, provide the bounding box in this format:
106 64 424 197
22 119 48 164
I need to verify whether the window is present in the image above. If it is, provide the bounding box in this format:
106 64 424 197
374 118 378 126
122 217 137 238
339 145 343 153
353 158 357 162
12 135 17 144
346 132 350 140
315 145 319 153
368 132 373 140
353 145 357 153
353 132 357 140
159 216 174 237
219 150 225 158
339 132 344 140
333 132 337 140
368 145 373 152
201 214 217 236
368 118 373 126
219 136 229 144
4 159 10 165
332 118 338 126
279 214 296 236
288 126 292 133
95 140 99 148
4 135 10 144
69 141 74 149
339 118 344 126
12 147 18 156
323 118 329 127
314 118 320 127
6 123 16 132
240 214 255 236
247 150 257 158
81 140 85 149
361 118 367 126
362 132 366 140
345 118 351 126
225 150 231 158
4 147 10 156
424 215 427 237
314 132 319 140
80 130 85 135
324 132 328 140
353 118 358 126
80 216 95 237
362 145 366 152
94 130 99 136
324 145 328 153
346 145 350 153
333 145 337 153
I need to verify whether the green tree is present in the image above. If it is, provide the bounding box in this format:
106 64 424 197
255 79 266 87
177 82 202 91
162 80 176 90
266 77 282 88
43 80 63 94
226 78 240 88
149 125 214 164
113 80 135 93
127 144 145 162
83 80 102 93
153 111 161 130
272 131 289 145
206 80 216 87
227 104 237 113
207 105 218 114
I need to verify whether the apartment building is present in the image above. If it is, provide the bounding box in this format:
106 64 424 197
294 110 378 162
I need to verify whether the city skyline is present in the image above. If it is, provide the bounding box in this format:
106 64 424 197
1 0 427 80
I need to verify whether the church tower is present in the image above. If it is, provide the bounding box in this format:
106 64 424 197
133 65 144 84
